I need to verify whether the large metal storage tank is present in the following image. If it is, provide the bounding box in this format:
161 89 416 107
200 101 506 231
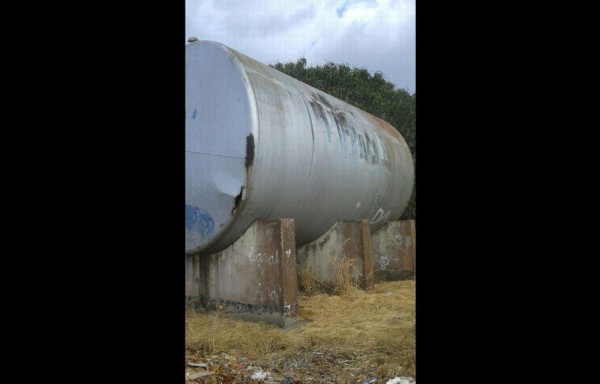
186 40 414 255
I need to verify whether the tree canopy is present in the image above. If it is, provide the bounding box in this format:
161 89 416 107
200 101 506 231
271 59 416 220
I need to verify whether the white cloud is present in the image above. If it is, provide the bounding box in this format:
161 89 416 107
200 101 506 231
186 0 415 92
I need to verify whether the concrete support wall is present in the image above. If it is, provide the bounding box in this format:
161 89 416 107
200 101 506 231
296 220 374 292
186 254 200 307
371 220 416 281
185 219 298 327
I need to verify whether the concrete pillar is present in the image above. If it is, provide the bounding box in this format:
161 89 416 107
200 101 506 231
371 220 416 281
296 219 374 292
185 254 200 309
186 219 298 327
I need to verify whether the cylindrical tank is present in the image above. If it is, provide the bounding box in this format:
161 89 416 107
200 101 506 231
186 40 414 255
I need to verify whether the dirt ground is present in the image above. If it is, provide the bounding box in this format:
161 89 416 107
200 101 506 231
185 280 415 384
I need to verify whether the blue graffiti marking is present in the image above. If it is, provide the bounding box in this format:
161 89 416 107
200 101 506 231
185 204 214 238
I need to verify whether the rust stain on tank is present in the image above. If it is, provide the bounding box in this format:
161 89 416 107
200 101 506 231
368 114 401 140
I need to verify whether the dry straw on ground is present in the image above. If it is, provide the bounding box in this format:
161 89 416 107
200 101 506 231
332 256 359 295
298 256 362 296
186 280 416 381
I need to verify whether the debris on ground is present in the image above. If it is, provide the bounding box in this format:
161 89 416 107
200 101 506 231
386 377 415 384
186 280 416 383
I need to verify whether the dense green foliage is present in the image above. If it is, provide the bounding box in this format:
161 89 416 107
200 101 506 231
270 59 416 219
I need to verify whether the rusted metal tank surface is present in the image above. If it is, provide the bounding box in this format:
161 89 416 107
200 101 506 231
186 40 414 255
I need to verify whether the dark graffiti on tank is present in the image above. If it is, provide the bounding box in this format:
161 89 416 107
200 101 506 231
186 204 215 238
309 92 383 164
308 100 332 143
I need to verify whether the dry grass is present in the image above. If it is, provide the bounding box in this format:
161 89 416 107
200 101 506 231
298 265 322 295
298 256 362 296
332 256 360 295
186 280 416 380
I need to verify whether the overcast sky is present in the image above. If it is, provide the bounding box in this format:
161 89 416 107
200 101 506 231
186 0 415 93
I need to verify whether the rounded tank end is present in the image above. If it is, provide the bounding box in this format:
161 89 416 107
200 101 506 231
186 39 257 254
